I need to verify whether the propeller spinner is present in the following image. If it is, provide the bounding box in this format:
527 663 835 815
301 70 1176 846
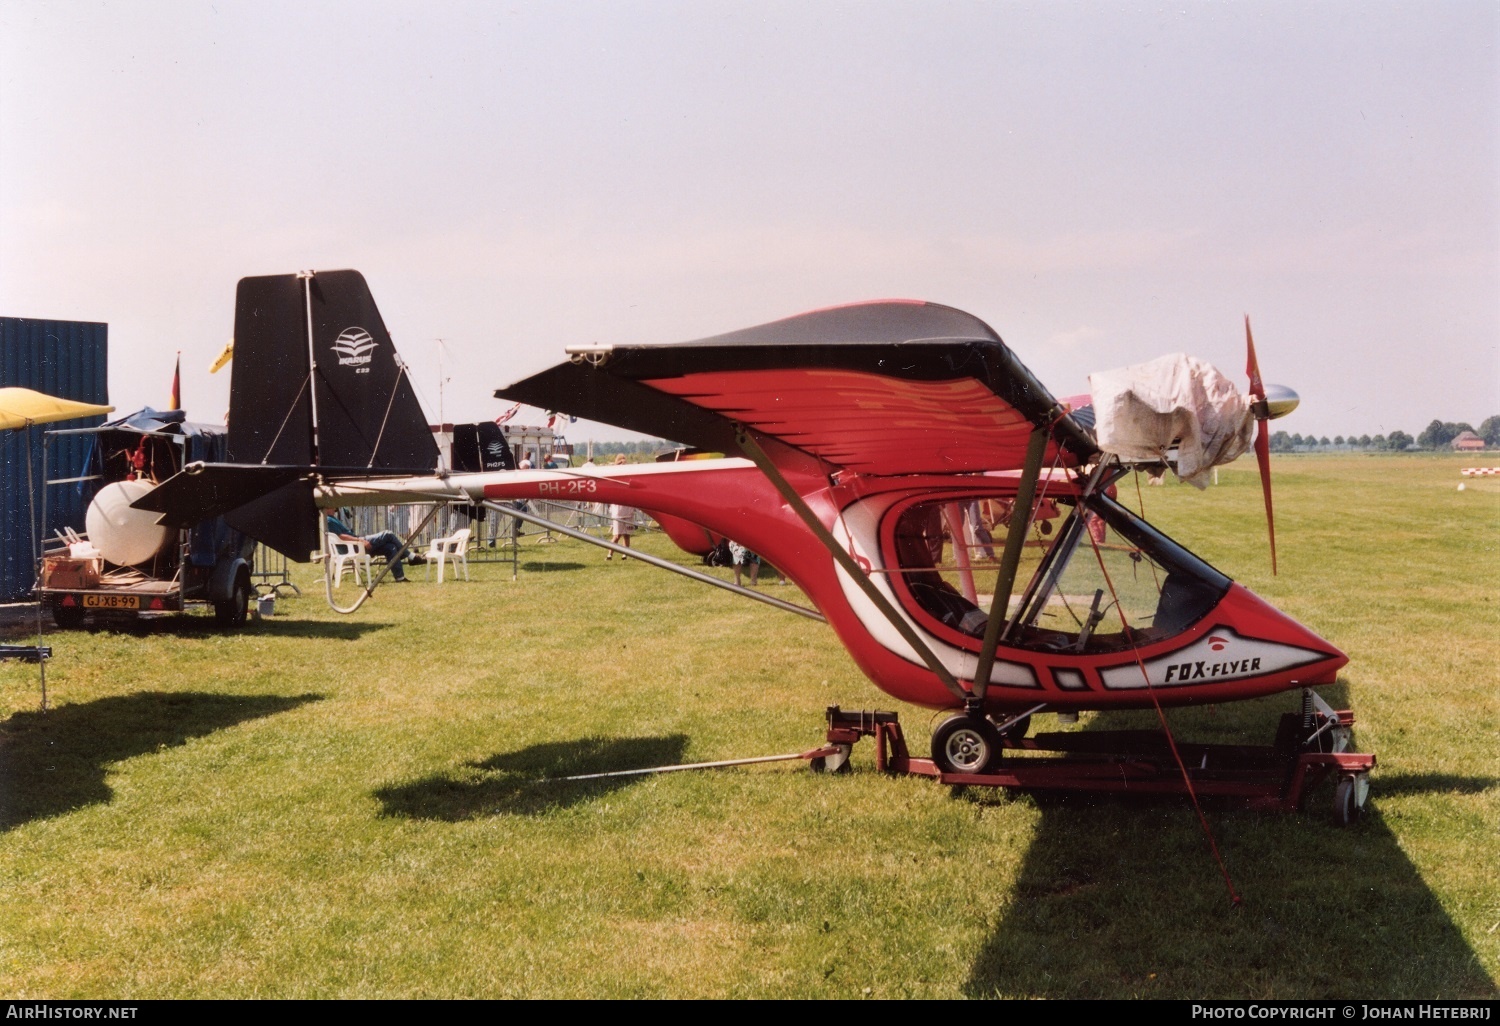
1261 383 1300 420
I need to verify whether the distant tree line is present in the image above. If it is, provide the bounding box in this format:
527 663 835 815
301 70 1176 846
1270 430 1414 452
1269 416 1498 453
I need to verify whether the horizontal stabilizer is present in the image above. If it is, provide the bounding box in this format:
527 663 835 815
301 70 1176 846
132 463 321 561
133 461 427 561
225 477 321 563
133 463 312 526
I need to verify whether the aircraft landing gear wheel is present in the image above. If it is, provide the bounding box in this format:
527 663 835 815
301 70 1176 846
214 578 249 629
932 714 1001 775
1333 774 1367 827
50 599 85 630
810 744 852 775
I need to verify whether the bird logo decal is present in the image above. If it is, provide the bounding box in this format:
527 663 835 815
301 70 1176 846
332 327 377 368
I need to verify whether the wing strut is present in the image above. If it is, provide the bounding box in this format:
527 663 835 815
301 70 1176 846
483 499 826 623
322 499 445 614
733 424 968 704
971 428 1049 703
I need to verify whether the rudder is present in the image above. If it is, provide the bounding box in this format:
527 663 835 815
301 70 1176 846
228 270 437 475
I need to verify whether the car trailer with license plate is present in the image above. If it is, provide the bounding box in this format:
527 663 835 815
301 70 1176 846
34 410 258 630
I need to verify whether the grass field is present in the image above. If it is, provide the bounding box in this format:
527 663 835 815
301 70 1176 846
2 453 1496 998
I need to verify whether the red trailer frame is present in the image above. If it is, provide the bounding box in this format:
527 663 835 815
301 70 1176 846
817 691 1375 825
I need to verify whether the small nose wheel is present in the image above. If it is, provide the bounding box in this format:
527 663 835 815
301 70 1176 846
931 714 1002 775
810 743 852 774
1332 774 1369 826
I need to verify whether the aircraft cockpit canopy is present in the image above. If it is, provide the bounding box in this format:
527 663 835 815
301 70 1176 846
882 491 1231 656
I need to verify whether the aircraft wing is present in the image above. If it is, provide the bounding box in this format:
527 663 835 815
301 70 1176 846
497 301 1098 477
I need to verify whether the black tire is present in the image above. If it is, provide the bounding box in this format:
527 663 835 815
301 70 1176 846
1333 776 1363 827
931 714 1002 775
50 599 86 630
214 577 249 629
809 744 852 775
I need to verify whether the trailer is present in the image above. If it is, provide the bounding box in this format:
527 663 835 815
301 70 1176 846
35 408 257 629
817 689 1376 826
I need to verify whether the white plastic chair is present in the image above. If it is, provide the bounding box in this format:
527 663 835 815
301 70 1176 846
326 532 372 588
424 527 471 583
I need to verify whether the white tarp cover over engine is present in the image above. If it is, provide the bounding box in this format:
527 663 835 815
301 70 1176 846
1088 353 1255 487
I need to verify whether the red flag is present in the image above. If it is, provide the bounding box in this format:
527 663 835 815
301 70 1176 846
494 403 520 425
169 353 181 411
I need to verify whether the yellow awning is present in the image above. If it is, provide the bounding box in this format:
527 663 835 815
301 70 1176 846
0 388 114 431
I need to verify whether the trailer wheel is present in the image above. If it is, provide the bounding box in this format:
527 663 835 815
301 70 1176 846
810 744 852 775
214 578 249 629
932 714 1001 775
50 599 86 630
1333 775 1365 827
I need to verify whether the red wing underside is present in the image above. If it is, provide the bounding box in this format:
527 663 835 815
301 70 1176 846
642 369 1073 477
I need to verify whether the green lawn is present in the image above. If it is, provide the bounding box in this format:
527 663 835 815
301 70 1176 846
1 453 1496 998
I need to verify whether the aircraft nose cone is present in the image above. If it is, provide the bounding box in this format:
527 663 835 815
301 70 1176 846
1263 384 1299 420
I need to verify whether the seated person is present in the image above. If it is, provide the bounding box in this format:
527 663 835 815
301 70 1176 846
907 575 989 637
893 504 988 638
324 508 415 583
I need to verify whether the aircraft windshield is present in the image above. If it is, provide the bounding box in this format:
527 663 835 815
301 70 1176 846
883 491 1229 654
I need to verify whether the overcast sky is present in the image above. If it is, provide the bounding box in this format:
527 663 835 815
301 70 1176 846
2 0 1495 442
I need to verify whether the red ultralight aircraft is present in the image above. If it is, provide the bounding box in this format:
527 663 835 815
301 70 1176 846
138 271 1368 816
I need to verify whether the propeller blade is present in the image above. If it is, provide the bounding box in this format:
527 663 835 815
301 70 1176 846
1245 314 1265 401
1246 315 1276 575
1255 418 1277 575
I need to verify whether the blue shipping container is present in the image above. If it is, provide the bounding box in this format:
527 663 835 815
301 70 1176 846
1 317 110 602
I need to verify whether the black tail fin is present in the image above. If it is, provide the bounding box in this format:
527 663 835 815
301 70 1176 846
137 271 437 561
450 421 517 472
229 270 437 474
